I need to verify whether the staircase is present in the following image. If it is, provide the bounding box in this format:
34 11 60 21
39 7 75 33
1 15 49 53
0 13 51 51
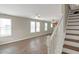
62 10 79 54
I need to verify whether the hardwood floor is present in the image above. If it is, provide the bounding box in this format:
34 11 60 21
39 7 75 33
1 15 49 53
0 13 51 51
0 36 48 54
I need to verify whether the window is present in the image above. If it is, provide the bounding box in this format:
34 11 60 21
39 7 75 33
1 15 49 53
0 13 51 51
45 23 48 31
0 18 11 37
30 21 35 33
51 23 53 28
36 22 40 32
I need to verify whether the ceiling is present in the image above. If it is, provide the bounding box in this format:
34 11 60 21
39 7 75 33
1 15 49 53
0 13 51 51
0 4 63 21
70 4 79 10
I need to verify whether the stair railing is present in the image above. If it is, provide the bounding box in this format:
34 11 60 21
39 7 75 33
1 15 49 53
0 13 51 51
48 16 63 54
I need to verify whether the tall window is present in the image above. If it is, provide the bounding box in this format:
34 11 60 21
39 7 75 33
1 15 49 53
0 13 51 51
51 23 53 28
0 18 11 37
45 23 48 31
30 21 35 33
36 22 40 32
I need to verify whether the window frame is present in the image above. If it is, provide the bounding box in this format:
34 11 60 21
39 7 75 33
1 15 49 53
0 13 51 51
36 22 40 32
45 23 48 31
30 21 36 33
51 23 53 28
0 18 12 37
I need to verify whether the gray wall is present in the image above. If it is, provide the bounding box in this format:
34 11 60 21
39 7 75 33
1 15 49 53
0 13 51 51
0 13 52 45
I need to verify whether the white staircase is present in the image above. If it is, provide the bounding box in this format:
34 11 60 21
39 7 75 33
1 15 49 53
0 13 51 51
62 10 79 54
48 16 65 54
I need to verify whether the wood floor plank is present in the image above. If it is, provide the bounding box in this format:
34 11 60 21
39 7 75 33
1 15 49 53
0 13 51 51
0 36 48 54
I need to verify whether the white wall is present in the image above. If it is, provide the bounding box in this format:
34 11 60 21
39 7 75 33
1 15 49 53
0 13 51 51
0 13 52 45
0 4 65 21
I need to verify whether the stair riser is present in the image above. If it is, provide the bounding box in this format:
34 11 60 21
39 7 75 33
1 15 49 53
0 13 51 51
65 39 79 43
66 35 79 40
68 13 79 17
67 19 79 22
68 16 79 19
67 23 79 25
66 26 79 29
66 30 79 34
68 17 79 20
63 48 79 54
68 14 79 17
64 41 79 47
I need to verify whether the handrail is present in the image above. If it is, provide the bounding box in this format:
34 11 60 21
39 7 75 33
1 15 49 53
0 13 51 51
48 16 63 54
50 16 63 40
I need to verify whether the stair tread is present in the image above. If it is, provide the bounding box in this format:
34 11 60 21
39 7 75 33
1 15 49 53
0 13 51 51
66 33 79 36
67 19 79 22
64 40 79 48
63 45 79 52
68 15 79 17
67 25 79 26
68 14 79 16
63 48 79 54
67 21 79 23
66 29 79 31
68 17 79 19
68 13 79 16
66 30 79 35
65 38 79 43
66 26 79 30
66 26 79 28
67 22 79 24
68 18 79 20
66 35 79 41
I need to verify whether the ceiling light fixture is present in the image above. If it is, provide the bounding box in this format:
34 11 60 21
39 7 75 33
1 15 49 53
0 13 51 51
34 13 43 20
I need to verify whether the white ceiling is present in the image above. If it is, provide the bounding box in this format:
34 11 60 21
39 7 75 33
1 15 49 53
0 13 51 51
70 4 79 10
0 4 63 21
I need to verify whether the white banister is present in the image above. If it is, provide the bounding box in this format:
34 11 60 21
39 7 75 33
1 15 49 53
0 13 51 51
47 16 64 54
